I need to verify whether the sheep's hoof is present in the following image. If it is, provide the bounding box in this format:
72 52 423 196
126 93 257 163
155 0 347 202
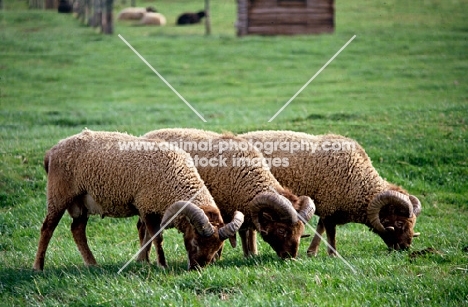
157 263 168 269
306 250 318 257
136 255 150 263
84 261 98 267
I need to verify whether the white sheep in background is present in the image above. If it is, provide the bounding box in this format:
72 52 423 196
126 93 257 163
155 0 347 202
139 12 167 26
239 130 422 256
117 6 156 21
142 128 315 259
33 129 243 271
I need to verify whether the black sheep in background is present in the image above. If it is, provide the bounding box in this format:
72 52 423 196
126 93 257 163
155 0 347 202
176 11 206 25
58 0 72 13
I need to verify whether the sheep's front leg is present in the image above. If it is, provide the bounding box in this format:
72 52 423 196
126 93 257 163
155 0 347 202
71 209 97 266
136 218 151 262
239 228 257 257
142 215 166 268
307 217 325 257
247 229 257 256
215 244 224 260
323 220 337 256
33 208 66 271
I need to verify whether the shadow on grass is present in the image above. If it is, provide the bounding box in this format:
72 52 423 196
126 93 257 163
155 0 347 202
214 252 285 270
0 261 174 295
0 254 273 294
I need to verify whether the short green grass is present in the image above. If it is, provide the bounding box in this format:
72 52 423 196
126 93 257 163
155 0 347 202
1 0 467 306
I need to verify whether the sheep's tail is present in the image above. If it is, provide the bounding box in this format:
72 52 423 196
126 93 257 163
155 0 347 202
44 150 50 174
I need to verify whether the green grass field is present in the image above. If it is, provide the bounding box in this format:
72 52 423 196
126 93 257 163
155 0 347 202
1 0 467 305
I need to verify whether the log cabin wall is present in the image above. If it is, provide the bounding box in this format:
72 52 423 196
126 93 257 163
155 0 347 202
237 0 334 36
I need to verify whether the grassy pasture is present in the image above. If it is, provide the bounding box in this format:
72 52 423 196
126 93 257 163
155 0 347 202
0 0 467 305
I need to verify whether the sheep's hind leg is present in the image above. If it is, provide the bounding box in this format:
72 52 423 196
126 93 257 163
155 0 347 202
307 218 326 257
70 207 97 266
33 208 66 271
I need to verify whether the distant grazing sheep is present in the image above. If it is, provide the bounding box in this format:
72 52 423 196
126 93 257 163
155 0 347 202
139 12 167 26
239 130 422 256
58 0 72 13
177 11 206 25
142 128 315 260
33 130 243 271
117 6 157 21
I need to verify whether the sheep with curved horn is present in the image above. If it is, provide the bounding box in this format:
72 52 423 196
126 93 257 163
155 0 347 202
239 130 422 256
33 129 243 271
141 128 316 259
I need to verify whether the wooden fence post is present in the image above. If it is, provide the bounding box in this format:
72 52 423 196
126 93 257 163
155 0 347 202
89 0 102 27
44 0 57 9
236 0 248 36
101 0 113 34
205 0 211 36
74 0 86 24
29 0 44 9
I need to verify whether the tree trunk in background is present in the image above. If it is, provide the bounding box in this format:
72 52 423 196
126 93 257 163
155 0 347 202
131 0 135 7
101 0 113 34
205 0 211 36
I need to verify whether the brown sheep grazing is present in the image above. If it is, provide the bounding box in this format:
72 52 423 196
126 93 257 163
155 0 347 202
239 130 422 256
33 130 243 271
141 128 315 259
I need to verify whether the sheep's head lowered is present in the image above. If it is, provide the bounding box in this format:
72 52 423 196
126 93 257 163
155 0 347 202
250 192 315 259
367 190 422 250
162 202 244 270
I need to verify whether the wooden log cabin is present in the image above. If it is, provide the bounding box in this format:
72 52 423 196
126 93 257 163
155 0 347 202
236 0 334 36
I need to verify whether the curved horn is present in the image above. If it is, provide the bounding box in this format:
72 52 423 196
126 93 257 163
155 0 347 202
161 201 214 237
250 192 298 232
218 211 244 241
297 196 316 223
367 190 413 233
409 195 422 217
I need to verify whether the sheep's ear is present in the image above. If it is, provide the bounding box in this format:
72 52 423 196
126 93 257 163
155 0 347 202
258 213 275 235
